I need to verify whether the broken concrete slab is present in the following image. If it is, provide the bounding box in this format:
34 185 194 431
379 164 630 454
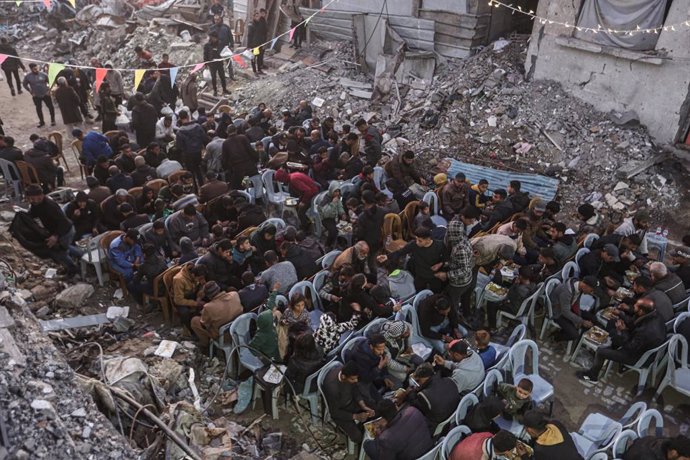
0 328 26 366
0 306 16 328
39 314 110 332
55 283 95 309
339 77 373 90
349 90 373 99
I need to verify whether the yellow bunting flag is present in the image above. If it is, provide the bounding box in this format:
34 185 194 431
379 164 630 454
67 0 75 7
15 0 22 5
252 47 260 56
47 63 65 87
133 69 145 91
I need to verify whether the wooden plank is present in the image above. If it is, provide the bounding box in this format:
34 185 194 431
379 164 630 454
392 27 436 43
435 21 487 40
435 43 472 59
435 32 479 48
418 9 491 27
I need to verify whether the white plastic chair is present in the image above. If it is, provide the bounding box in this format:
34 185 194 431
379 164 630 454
0 159 22 200
373 166 392 198
229 313 263 374
655 334 690 401
234 189 254 204
340 182 357 197
362 318 388 337
209 320 235 372
509 340 554 412
317 249 341 269
575 247 590 266
453 393 479 426
483 368 504 397
137 222 154 239
540 278 562 339
262 169 290 214
258 217 286 233
673 312 690 333
583 233 600 249
612 429 638 458
570 414 622 459
587 453 610 460
310 191 328 238
312 270 329 295
247 174 263 203
440 425 472 459
561 261 580 281
636 408 664 438
422 191 447 226
79 234 106 286
289 280 322 312
497 282 543 329
673 295 690 313
574 402 647 445
493 323 527 359
398 303 435 351
602 339 670 396
294 358 334 424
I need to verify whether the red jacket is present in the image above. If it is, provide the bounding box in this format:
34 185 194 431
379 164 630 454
276 169 320 204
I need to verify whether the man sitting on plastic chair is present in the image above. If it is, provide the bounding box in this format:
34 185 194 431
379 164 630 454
448 429 533 460
322 361 376 444
363 399 433 460
433 339 485 395
576 297 666 383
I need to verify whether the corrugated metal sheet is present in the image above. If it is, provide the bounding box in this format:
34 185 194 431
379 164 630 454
447 159 560 201
233 0 247 20
302 8 354 41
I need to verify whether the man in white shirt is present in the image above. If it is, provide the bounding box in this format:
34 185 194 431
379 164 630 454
156 157 183 179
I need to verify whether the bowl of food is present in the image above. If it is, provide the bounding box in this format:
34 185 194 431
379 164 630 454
485 282 508 301
586 326 609 344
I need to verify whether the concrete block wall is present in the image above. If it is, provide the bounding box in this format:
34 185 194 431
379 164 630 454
525 0 690 143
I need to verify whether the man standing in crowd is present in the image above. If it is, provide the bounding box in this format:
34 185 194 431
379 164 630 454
23 63 55 127
248 9 268 75
203 32 230 96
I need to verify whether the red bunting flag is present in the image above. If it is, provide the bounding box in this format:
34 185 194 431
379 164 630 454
94 67 107 93
0 55 7 66
232 54 247 68
43 0 51 8
191 63 204 74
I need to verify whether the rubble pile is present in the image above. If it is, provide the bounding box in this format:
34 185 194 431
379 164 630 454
227 38 685 229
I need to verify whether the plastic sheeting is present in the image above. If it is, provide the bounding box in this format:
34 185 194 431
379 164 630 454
575 0 669 51
446 159 560 202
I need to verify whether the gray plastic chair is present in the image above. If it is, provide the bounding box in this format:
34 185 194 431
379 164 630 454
0 159 22 200
440 425 472 459
612 429 638 458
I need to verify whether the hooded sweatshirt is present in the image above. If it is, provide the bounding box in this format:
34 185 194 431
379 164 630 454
446 219 475 287
319 181 345 220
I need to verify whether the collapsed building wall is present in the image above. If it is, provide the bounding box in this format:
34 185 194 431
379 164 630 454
525 0 690 144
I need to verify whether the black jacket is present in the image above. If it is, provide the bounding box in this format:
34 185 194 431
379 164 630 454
196 246 235 290
221 134 258 177
203 41 223 63
483 199 515 230
65 200 99 235
533 420 583 460
176 122 208 157
620 310 666 359
509 191 530 213
283 243 319 281
417 294 458 340
29 196 72 237
406 374 461 426
285 350 324 394
346 339 386 385
355 205 386 253
622 436 668 460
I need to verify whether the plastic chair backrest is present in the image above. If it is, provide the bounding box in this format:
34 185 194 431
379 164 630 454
362 318 388 338
235 190 253 204
312 270 329 294
619 401 648 428
631 339 669 370
612 429 638 458
317 360 343 420
507 324 527 347
300 357 334 397
258 217 286 233
441 425 472 458
422 191 439 215
341 336 367 362
513 283 543 318
401 304 422 337
229 312 258 348
509 339 540 377
636 409 663 438
128 186 143 200
138 222 154 239
561 261 579 281
666 334 690 381
544 278 562 317
0 159 20 182
575 247 590 265
588 453 609 460
483 368 504 397
320 249 342 269
313 191 328 213
261 169 283 201
454 393 479 425
15 160 40 186
382 213 403 242
289 280 321 312
672 296 690 312
145 178 168 194
340 182 356 197
583 233 600 249
373 166 385 190
413 290 433 312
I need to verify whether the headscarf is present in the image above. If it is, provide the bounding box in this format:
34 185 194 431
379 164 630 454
381 320 407 340
250 310 280 362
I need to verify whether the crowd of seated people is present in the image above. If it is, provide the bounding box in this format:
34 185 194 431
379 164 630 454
7 97 690 460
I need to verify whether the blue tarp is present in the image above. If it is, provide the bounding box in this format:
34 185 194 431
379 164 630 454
447 159 560 202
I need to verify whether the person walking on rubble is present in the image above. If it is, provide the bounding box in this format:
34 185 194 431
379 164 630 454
248 9 268 75
0 37 25 97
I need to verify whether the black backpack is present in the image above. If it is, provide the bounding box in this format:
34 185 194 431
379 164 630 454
9 211 52 259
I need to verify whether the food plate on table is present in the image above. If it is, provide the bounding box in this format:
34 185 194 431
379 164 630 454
586 326 609 344
614 287 633 300
600 307 618 321
285 197 299 206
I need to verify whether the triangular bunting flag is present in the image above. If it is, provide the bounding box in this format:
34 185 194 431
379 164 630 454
305 16 313 25
169 67 178 87
133 69 145 91
47 63 65 87
252 47 260 56
289 27 296 41
242 50 253 59
43 0 51 8
232 54 247 68
191 63 204 74
270 37 278 50
67 0 75 6
94 68 107 93
0 55 7 66
15 0 22 5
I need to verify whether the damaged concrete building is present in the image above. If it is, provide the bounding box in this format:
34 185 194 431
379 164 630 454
525 0 690 144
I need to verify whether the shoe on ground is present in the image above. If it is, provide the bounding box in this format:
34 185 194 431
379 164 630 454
222 89 231 95
17 90 22 94
37 122 45 128
213 91 218 97
10 89 15 96
576 370 598 382
51 121 56 126
258 70 266 75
